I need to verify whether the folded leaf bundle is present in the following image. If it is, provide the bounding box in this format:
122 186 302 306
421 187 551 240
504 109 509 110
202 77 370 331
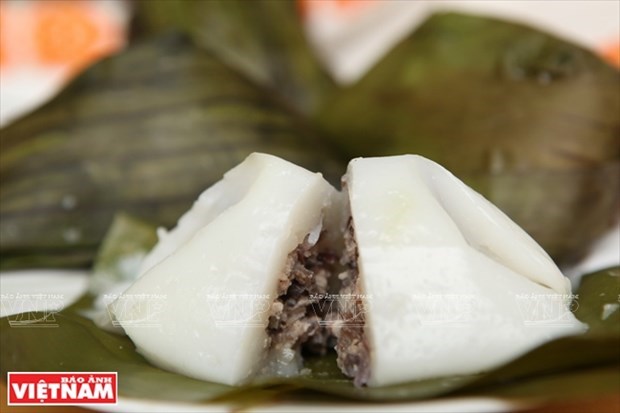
111 153 584 387
0 34 344 270
130 0 334 116
317 13 620 265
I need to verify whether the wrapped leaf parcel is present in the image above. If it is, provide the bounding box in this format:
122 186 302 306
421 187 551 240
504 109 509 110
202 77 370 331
0 34 344 270
111 153 584 387
317 13 620 265
130 0 334 115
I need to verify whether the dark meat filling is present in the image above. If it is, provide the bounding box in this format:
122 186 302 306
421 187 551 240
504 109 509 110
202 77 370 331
266 232 338 370
333 217 371 387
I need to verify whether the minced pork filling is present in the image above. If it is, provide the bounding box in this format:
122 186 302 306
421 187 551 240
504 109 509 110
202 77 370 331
333 217 370 387
265 232 337 374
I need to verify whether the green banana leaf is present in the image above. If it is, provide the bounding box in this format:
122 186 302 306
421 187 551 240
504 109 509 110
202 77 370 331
317 13 620 265
1 215 618 405
89 213 158 294
0 33 345 271
130 0 335 116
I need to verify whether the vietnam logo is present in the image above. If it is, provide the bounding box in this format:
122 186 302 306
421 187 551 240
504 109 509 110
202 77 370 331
7 372 117 405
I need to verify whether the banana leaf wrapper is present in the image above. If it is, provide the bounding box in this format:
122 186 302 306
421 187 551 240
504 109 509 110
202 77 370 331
130 0 335 116
317 13 620 265
89 213 158 294
0 33 345 270
1 216 618 407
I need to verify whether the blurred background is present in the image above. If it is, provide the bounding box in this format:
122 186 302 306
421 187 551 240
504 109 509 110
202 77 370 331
1 0 618 125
